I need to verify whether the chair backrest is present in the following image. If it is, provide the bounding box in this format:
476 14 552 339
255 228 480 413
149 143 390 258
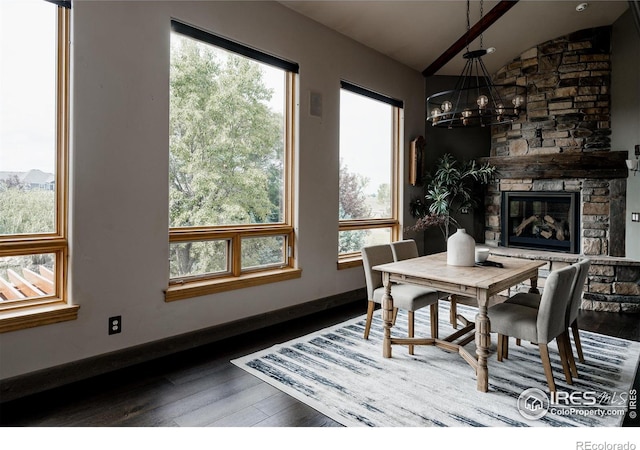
390 239 419 261
536 264 578 344
567 258 591 324
361 244 394 300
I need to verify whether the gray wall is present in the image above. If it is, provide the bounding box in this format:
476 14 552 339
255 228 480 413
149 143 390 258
612 8 640 259
0 1 425 380
422 76 492 255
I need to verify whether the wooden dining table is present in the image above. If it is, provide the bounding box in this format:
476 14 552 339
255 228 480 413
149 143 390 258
373 252 546 392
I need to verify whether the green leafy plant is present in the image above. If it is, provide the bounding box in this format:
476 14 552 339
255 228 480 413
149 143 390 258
409 153 496 242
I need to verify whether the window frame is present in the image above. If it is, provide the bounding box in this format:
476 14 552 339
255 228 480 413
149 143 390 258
337 82 402 269
166 21 300 302
0 4 77 333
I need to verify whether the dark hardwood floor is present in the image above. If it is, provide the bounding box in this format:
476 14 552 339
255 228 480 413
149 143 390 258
1 302 638 427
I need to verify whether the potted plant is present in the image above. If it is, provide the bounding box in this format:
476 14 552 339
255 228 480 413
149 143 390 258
409 153 496 244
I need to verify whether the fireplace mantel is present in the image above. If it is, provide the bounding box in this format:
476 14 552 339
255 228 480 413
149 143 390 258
479 151 628 180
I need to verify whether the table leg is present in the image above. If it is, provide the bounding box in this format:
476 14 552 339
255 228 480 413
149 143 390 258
382 272 393 358
529 275 540 294
475 297 491 392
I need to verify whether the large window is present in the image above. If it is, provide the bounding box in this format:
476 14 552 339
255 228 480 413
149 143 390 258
338 82 401 267
167 21 299 301
0 0 75 332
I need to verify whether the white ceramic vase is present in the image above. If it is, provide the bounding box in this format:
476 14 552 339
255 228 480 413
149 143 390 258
447 228 475 266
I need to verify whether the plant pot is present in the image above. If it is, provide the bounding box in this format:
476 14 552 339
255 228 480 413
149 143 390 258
447 228 475 266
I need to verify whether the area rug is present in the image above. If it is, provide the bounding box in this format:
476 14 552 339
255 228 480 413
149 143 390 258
231 303 640 427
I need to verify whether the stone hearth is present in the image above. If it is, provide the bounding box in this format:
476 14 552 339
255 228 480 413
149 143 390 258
488 247 640 313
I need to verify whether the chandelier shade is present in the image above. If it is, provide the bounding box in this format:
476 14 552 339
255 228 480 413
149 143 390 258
426 50 526 128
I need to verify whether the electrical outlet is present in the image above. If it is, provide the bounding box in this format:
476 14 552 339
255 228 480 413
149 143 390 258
108 316 122 335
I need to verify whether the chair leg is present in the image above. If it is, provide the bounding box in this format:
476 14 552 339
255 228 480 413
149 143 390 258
515 338 522 346
556 333 573 385
571 318 585 363
538 343 557 393
430 302 439 339
449 296 458 329
563 329 579 379
364 301 375 339
392 307 399 325
497 334 509 361
408 311 415 355
503 335 509 360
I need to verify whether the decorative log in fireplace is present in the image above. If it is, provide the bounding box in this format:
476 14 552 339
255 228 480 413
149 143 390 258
501 192 580 254
515 214 567 241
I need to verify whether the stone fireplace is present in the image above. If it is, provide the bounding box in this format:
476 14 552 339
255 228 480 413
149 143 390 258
483 26 626 256
486 176 626 257
478 26 640 312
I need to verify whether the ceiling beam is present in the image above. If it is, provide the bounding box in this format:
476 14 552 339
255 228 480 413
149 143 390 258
422 0 520 77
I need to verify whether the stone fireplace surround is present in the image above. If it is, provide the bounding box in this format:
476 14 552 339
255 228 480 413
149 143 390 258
479 26 640 312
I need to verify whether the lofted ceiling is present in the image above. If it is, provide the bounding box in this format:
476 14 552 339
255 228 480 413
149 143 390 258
279 1 630 76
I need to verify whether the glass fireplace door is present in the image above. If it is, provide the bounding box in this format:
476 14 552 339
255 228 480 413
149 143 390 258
501 192 580 254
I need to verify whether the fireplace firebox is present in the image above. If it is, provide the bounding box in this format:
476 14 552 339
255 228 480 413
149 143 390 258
501 192 580 254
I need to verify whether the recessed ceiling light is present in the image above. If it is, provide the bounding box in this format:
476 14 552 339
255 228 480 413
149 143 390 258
576 2 589 12
486 47 496 54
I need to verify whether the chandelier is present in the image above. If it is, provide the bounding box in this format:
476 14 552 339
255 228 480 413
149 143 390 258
426 0 526 128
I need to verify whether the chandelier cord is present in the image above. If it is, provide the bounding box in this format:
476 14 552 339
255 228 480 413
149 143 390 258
466 0 470 53
480 0 484 50
467 0 485 51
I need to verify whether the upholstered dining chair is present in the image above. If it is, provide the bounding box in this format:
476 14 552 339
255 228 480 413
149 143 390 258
565 259 591 365
488 264 578 392
390 240 438 340
361 244 440 355
390 239 420 262
390 239 464 330
504 259 591 378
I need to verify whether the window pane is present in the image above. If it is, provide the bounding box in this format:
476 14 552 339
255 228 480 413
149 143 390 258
339 228 391 255
170 240 228 279
339 90 393 221
0 253 56 301
338 228 391 255
242 236 286 270
0 0 57 236
169 33 286 228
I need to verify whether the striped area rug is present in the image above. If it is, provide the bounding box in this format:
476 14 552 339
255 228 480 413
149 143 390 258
232 303 640 427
